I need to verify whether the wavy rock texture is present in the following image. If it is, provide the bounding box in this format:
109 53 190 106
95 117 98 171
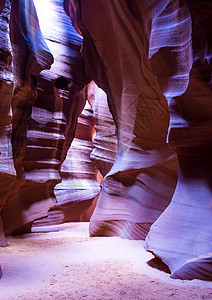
68 0 178 240
89 81 117 177
68 0 212 280
0 0 50 239
34 100 100 226
0 0 16 246
1 0 54 236
144 0 212 281
1 0 89 236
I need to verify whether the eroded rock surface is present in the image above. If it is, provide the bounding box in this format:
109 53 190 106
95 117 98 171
34 99 100 226
67 0 212 280
89 81 117 177
1 0 54 236
67 0 178 240
0 0 18 246
1 0 90 235
144 0 212 281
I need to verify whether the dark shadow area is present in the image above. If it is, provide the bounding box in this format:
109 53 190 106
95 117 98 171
54 77 69 89
147 257 171 274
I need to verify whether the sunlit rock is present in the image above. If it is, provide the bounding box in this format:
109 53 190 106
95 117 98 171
0 0 16 246
67 0 212 280
68 0 178 240
89 81 117 177
144 0 212 281
2 0 89 235
34 99 100 226
1 0 54 236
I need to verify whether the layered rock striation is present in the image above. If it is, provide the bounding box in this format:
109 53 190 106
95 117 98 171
67 0 178 240
0 0 16 246
1 0 54 236
89 81 117 177
1 0 90 236
67 0 212 280
144 0 212 280
34 99 100 226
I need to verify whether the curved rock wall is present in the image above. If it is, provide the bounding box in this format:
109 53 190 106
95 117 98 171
1 0 55 235
33 99 100 226
68 0 178 240
89 81 117 177
1 0 90 236
144 0 212 280
0 0 16 246
67 0 212 280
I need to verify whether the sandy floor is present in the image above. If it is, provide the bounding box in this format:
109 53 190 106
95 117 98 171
0 223 211 300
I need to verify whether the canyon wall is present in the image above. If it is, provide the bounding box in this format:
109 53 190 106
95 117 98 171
144 0 212 281
67 0 212 280
0 0 93 237
0 0 16 246
67 0 178 239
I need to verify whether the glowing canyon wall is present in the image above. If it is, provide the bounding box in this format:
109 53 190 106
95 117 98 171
0 0 211 281
0 0 93 238
67 0 212 280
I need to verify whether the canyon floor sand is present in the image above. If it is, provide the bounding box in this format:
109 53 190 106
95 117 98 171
0 222 211 300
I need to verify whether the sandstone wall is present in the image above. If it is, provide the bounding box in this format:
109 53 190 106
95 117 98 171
67 0 212 280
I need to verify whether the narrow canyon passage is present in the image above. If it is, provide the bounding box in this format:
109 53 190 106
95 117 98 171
0 0 211 288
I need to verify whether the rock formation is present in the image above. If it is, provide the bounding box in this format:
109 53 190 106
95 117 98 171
67 0 178 240
89 81 117 177
34 99 100 226
1 0 57 236
0 0 16 246
1 0 90 236
144 0 212 281
67 0 212 280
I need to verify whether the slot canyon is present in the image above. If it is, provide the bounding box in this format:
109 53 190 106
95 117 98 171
0 0 211 299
